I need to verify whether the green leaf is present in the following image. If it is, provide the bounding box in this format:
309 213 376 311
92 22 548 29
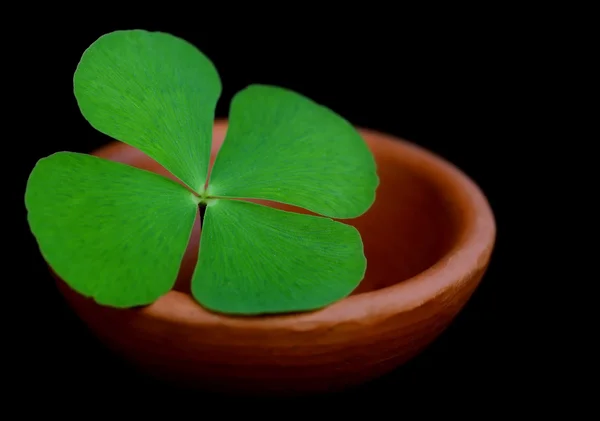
25 152 198 307
74 30 221 193
207 84 378 219
191 199 366 315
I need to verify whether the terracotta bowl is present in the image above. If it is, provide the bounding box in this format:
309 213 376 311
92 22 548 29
54 119 495 395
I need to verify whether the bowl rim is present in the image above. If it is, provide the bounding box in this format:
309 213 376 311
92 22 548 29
89 120 496 330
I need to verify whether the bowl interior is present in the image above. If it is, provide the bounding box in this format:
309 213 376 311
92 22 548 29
96 123 463 298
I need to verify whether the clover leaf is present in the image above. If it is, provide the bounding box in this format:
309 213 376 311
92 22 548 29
25 30 379 315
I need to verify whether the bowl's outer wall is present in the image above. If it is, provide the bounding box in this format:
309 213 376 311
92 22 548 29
53 121 496 395
57 267 488 394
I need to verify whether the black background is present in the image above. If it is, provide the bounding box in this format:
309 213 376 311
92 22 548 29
16 18 518 407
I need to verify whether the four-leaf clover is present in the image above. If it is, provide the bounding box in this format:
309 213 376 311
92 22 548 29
25 30 379 315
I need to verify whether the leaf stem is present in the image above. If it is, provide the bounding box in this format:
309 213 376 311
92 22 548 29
199 204 206 228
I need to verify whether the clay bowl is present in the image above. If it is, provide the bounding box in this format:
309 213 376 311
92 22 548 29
54 119 495 395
